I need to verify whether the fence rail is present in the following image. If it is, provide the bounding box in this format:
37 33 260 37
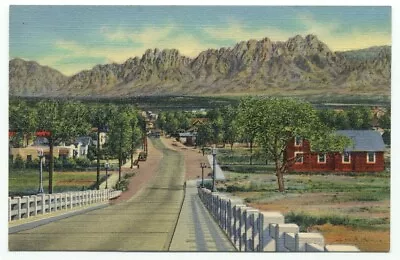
8 189 121 222
197 187 360 252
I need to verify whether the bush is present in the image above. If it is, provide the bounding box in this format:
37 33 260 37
284 212 389 231
63 158 77 169
13 155 25 169
115 179 129 191
25 158 40 169
54 157 63 169
75 157 91 168
124 172 136 179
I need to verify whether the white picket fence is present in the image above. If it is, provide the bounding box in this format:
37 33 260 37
198 187 360 252
8 189 122 222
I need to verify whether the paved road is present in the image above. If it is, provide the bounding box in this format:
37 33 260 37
170 180 235 251
9 139 185 251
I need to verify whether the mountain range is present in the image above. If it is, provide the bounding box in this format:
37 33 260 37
9 34 391 97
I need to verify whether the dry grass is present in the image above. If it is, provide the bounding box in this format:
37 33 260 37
310 224 390 252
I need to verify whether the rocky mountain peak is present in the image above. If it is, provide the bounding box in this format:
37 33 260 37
9 35 391 97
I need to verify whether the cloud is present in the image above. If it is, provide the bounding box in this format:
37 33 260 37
202 21 293 43
294 13 391 51
38 25 217 75
37 17 391 76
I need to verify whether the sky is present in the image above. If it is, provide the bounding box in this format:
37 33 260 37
9 6 391 76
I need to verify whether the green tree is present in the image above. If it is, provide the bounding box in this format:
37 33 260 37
347 106 372 129
107 106 133 181
250 98 351 192
335 111 351 129
222 105 239 150
35 100 90 194
89 103 117 189
129 112 143 168
379 107 391 129
237 97 260 165
318 109 337 129
196 122 213 150
9 99 37 147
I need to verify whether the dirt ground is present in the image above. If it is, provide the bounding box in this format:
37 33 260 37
311 224 390 252
112 136 208 204
111 137 163 203
161 137 211 180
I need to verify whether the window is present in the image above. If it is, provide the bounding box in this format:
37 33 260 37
342 152 351 164
294 136 303 147
294 152 304 164
318 153 326 163
26 155 32 162
367 152 376 163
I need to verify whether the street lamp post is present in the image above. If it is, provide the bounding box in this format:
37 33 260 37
212 146 217 192
105 162 110 189
200 162 207 188
37 149 44 194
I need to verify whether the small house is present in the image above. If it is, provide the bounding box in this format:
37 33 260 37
179 132 197 146
286 130 385 173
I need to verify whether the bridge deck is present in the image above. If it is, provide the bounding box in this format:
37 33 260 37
9 139 184 251
169 180 235 251
9 138 235 251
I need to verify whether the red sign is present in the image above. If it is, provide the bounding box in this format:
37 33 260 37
8 131 16 137
36 130 51 137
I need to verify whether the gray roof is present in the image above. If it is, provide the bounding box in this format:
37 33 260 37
179 132 197 137
75 136 92 146
336 130 385 152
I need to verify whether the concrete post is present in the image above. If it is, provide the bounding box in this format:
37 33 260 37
258 211 285 251
284 232 297 251
227 199 244 239
64 193 68 209
305 243 324 252
49 194 55 213
324 245 360 252
70 193 73 209
41 194 46 214
54 194 58 212
232 204 246 246
238 206 252 251
32 195 38 216
295 233 324 252
77 192 80 207
8 197 11 221
23 196 30 218
16 197 21 220
244 208 259 251
272 223 299 251
221 198 227 231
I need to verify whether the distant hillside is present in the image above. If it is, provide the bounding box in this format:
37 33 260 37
9 34 391 97
9 58 68 96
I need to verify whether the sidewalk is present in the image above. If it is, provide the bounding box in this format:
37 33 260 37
169 180 235 251
99 149 141 190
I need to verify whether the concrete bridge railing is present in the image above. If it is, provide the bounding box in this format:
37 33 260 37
8 189 122 222
198 187 360 252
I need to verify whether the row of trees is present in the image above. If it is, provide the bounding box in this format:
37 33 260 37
9 99 144 193
155 98 390 192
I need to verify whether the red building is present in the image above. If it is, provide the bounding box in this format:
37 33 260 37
287 130 385 173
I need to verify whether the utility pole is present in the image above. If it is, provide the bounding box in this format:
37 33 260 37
200 162 207 188
212 147 217 192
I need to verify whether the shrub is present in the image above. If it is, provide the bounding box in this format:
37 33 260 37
75 157 91 168
13 155 25 169
124 172 136 179
115 179 129 191
63 158 77 169
54 157 63 169
25 158 40 169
